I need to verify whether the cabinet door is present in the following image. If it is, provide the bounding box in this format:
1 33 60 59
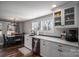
24 35 28 47
53 9 64 28
40 40 60 57
64 7 75 26
63 2 78 27
27 36 32 50
54 10 62 26
44 40 52 57
60 44 77 57
49 42 60 57
40 40 47 57
75 48 79 57
24 35 32 50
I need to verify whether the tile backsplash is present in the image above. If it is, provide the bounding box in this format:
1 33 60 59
38 28 65 37
38 28 79 37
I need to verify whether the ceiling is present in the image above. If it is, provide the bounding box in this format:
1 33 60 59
0 1 69 22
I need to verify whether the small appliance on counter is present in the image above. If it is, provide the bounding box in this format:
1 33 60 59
29 30 36 36
65 28 78 42
61 31 66 40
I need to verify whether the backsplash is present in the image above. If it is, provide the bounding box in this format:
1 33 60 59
38 28 65 37
38 28 79 37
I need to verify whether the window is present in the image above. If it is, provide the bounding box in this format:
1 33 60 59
32 21 40 30
41 20 54 30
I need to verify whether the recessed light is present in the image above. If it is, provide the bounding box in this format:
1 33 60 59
52 5 56 8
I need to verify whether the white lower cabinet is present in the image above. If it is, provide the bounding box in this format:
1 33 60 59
24 35 32 50
59 44 78 57
49 41 60 57
40 39 79 57
40 39 60 57
75 48 79 57
40 40 48 57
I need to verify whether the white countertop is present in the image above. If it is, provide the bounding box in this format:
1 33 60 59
32 35 78 47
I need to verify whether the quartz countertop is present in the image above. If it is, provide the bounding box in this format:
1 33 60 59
32 35 78 47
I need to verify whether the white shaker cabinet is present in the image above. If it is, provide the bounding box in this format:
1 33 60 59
40 39 54 57
59 44 78 57
24 35 32 50
40 39 79 57
40 39 49 57
53 9 63 28
49 42 60 57
40 39 60 57
53 2 79 28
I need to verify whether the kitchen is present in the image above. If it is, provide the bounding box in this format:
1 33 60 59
0 1 79 57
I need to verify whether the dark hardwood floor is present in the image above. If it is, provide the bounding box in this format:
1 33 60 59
0 44 40 57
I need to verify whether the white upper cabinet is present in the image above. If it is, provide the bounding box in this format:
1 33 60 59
53 2 79 28
53 9 63 28
63 3 76 27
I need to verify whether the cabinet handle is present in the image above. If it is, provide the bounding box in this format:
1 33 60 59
58 49 63 52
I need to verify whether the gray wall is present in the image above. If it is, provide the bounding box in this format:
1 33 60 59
24 20 32 34
18 22 24 33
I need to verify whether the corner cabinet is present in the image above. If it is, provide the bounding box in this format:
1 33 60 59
53 2 79 28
